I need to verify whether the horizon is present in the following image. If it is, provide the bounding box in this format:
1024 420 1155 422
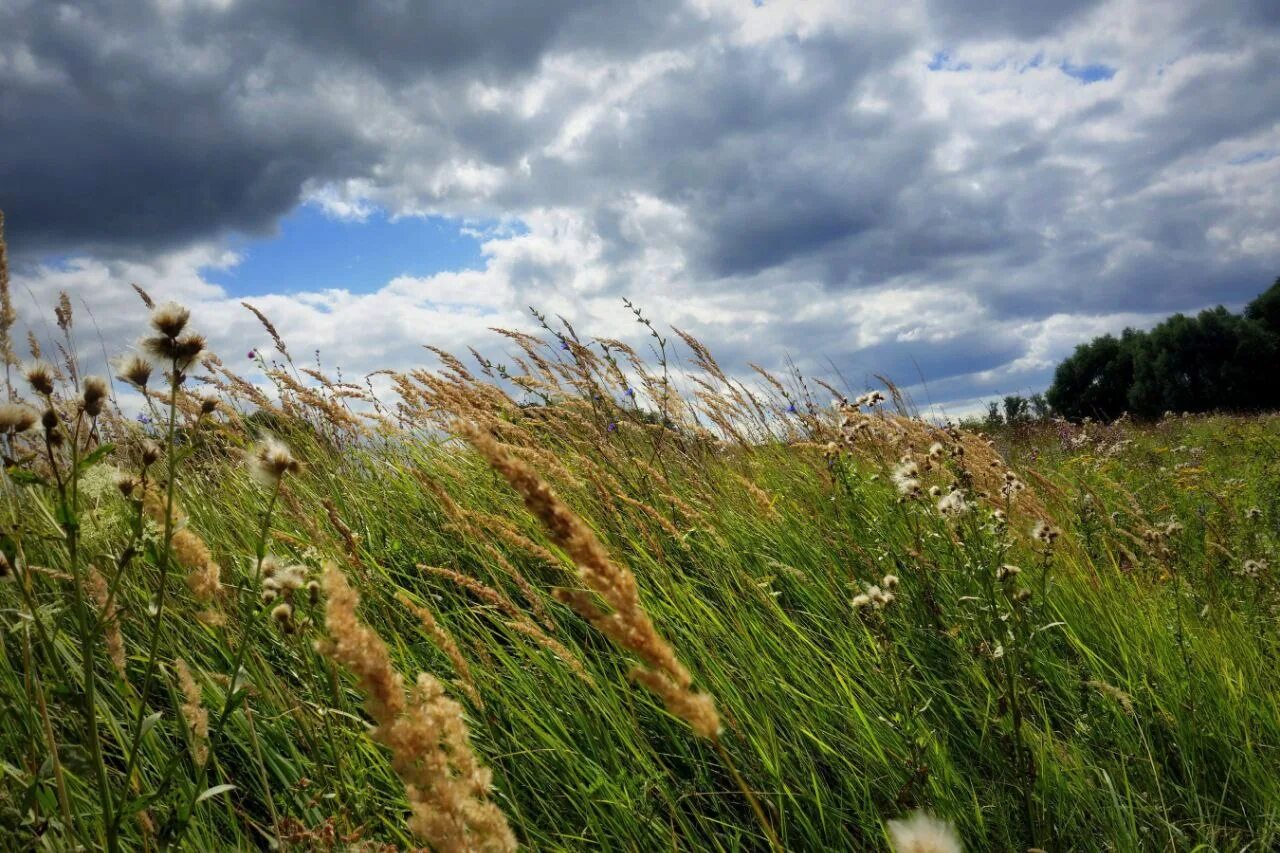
2 0 1277 418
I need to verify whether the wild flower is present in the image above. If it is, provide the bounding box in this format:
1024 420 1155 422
271 602 295 632
81 375 108 417
928 442 945 460
1245 506 1262 520
1241 559 1268 578
115 353 153 389
149 302 191 339
853 581 896 611
0 401 38 434
248 436 302 488
142 332 207 371
996 564 1021 581
23 360 56 395
886 810 962 853
317 565 516 852
1031 520 1061 546
856 390 886 408
892 458 922 498
936 489 968 518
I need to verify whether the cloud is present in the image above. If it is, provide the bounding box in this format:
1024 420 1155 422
2 0 1278 415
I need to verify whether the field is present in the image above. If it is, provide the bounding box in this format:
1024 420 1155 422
2 297 1279 851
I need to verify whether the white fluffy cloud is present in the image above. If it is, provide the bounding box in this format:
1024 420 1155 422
3 0 1278 415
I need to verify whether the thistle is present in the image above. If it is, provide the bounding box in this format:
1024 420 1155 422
886 811 962 853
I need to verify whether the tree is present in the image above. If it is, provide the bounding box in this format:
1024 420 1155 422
1046 332 1135 420
1046 276 1280 420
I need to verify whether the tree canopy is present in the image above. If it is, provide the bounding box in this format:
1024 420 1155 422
1046 277 1280 420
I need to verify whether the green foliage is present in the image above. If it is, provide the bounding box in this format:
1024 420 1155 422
1048 277 1280 420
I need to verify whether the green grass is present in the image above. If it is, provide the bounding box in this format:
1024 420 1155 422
3 325 1280 851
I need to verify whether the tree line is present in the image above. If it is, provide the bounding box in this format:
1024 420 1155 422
1022 277 1280 422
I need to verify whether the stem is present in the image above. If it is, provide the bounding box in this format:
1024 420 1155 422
713 738 782 853
116 365 182 833
61 412 117 850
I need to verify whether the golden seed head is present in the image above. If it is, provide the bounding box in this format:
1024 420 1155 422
0 552 11 580
882 574 899 589
271 602 293 623
198 396 218 415
0 402 39 433
81 375 109 417
23 360 56 395
149 301 190 339
41 408 58 431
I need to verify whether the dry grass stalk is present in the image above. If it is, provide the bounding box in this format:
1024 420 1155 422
420 564 593 685
175 658 209 765
398 592 482 707
317 565 516 852
242 301 290 360
87 565 127 678
142 487 223 615
458 422 720 739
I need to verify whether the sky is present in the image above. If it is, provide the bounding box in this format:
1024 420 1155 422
2 0 1278 417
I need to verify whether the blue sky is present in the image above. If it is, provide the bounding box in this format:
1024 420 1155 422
204 205 488 296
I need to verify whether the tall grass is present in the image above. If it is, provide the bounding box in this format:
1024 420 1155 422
1 216 1279 850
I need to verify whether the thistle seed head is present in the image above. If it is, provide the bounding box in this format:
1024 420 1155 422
81 375 109 417
0 402 38 434
249 436 302 487
149 302 190 339
115 353 153 389
23 361 56 396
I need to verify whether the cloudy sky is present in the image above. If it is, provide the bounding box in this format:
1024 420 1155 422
2 0 1278 416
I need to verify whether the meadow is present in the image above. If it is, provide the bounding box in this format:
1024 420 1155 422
1 285 1278 851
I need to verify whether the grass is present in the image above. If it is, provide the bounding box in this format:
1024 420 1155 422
1 286 1279 851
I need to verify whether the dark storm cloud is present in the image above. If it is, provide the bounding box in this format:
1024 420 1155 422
0 0 694 255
